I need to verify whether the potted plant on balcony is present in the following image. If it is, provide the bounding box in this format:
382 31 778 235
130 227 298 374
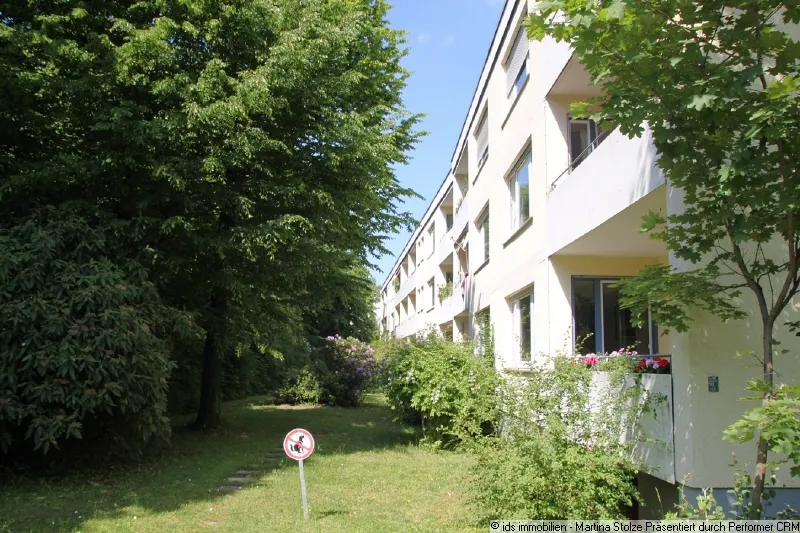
393 277 400 292
455 196 464 214
569 348 671 375
437 282 453 303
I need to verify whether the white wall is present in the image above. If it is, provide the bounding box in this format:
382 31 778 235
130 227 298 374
667 184 800 489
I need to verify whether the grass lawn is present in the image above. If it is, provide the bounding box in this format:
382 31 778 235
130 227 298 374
0 395 482 533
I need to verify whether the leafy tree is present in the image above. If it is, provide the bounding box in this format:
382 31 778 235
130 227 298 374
526 0 799 515
0 207 194 458
304 263 379 342
1 0 420 443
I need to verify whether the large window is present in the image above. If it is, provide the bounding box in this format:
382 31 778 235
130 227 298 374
508 151 531 231
510 291 533 362
505 28 529 100
427 277 435 309
428 225 435 254
573 278 656 355
475 111 489 169
477 208 490 264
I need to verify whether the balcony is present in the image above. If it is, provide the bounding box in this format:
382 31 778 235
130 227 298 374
452 197 469 240
437 229 455 265
437 286 469 323
395 312 425 339
546 125 666 257
396 270 416 301
590 361 674 484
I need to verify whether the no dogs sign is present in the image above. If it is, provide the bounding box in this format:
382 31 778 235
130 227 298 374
283 428 315 520
283 428 315 461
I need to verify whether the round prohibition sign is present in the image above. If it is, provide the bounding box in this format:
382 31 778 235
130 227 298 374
283 428 315 461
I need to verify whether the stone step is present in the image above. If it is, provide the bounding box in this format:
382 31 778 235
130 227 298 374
235 469 260 476
217 485 243 493
226 476 254 484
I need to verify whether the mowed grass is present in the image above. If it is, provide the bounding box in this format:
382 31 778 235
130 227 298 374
0 395 482 533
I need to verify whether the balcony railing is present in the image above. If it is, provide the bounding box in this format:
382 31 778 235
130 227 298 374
550 128 612 192
590 354 674 484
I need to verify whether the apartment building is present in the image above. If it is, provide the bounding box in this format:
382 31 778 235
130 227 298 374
376 0 800 517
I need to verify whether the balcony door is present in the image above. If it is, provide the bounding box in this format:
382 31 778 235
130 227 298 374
568 118 598 168
573 277 656 355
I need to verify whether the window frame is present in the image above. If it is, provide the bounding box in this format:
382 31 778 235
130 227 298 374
507 151 531 232
568 117 603 169
476 307 492 357
427 277 435 310
477 208 490 264
505 27 530 101
571 276 659 355
509 290 534 363
475 111 489 169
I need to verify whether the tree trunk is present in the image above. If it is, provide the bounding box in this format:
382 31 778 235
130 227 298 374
750 319 775 518
193 291 227 430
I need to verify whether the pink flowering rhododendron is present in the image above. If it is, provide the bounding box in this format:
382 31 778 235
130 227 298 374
316 335 378 406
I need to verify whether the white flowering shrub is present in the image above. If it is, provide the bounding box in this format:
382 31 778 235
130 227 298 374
381 338 501 448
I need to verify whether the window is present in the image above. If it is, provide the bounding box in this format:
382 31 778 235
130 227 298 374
478 209 490 264
505 28 529 100
427 278 435 309
428 225 435 254
445 213 453 231
476 308 492 356
573 278 656 355
508 151 531 231
475 111 489 169
510 291 533 362
568 118 606 170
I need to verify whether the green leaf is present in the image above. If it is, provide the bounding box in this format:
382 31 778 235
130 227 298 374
687 94 718 111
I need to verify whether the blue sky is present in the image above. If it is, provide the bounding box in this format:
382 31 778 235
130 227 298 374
370 0 505 284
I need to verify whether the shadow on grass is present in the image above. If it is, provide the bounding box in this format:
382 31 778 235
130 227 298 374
0 394 420 532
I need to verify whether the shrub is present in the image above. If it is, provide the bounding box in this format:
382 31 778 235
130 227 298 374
470 356 652 519
272 335 376 407
274 369 322 405
316 335 377 407
382 337 501 448
437 282 453 302
0 209 189 459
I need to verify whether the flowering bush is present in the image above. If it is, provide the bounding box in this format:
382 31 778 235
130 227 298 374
317 335 377 407
381 337 501 448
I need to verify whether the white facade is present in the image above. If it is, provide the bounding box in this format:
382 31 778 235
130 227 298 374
376 0 800 514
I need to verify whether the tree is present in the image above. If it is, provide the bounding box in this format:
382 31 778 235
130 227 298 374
304 263 379 342
526 0 800 517
1 0 420 446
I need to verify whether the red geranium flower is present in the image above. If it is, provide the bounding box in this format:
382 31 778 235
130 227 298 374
656 357 670 368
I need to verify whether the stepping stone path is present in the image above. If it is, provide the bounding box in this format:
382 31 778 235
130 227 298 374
216 448 287 494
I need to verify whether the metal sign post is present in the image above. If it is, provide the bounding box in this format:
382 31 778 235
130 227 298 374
298 459 309 520
283 428 315 520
